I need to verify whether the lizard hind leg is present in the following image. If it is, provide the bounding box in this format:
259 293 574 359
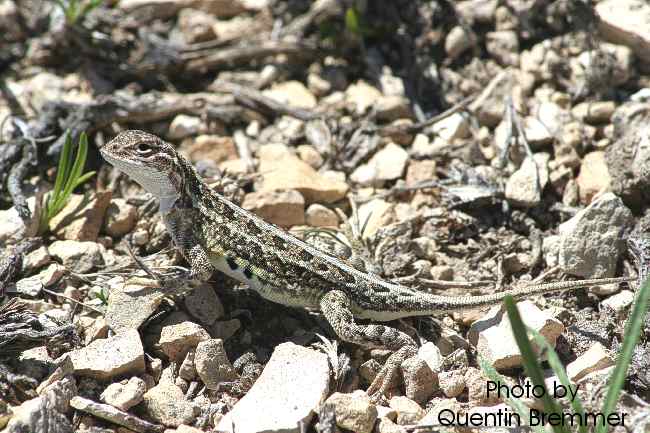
319 290 418 401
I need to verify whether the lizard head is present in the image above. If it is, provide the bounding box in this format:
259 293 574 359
101 130 184 212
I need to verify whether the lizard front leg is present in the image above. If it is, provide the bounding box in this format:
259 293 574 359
161 207 214 290
319 290 418 401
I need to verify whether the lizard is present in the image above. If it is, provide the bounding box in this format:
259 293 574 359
100 130 635 399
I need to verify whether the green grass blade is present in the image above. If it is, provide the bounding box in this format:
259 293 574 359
504 296 571 433
58 132 88 205
52 131 73 200
477 355 546 433
73 171 96 188
526 326 587 433
595 276 650 433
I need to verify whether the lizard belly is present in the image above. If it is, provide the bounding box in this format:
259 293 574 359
208 254 319 308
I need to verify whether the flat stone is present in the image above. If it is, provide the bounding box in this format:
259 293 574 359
194 339 237 390
105 277 165 333
159 320 211 362
505 156 541 207
263 81 317 109
576 151 611 204
49 192 112 241
558 192 633 278
601 290 635 313
389 396 424 425
22 246 51 272
65 329 145 380
596 0 650 62
48 240 104 273
184 283 224 327
242 189 305 227
181 134 239 165
258 144 348 203
305 203 338 227
357 198 394 239
169 114 203 140
71 396 162 433
428 113 470 142
566 342 614 382
346 80 382 115
417 342 443 373
572 101 616 124
141 382 199 428
297 144 324 169
100 377 147 411
438 370 466 398
375 96 413 121
445 25 476 60
324 391 378 433
469 300 564 371
103 198 137 237
350 143 409 186
217 342 329 433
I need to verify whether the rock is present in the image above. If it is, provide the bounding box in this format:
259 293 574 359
375 96 413 121
103 198 137 237
558 193 633 278
15 276 43 297
159 319 211 362
0 0 23 42
179 350 197 381
181 135 238 164
242 190 305 227
258 144 348 203
572 101 616 124
596 0 650 62
405 159 436 185
106 277 165 333
100 377 147 411
211 318 242 341
218 342 329 433
297 144 324 169
400 356 436 404
505 156 541 207
178 8 216 43
65 329 145 380
194 339 237 390
457 0 498 23
389 396 425 425
430 265 454 281
438 370 466 398
305 203 338 227
445 25 476 60
418 398 463 427
469 300 564 371
576 151 611 204
264 81 317 109
601 290 635 313
428 113 470 142
465 367 501 404
168 114 203 140
486 30 519 66
22 245 51 272
357 199 394 239
345 80 382 115
48 240 104 273
46 192 111 241
71 396 161 433
141 382 199 427
566 342 614 382
324 392 378 433
350 143 409 186
184 283 224 327
417 342 443 373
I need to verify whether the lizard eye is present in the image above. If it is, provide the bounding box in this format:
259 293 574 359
136 143 153 155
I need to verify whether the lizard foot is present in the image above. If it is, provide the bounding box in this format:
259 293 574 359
366 345 418 403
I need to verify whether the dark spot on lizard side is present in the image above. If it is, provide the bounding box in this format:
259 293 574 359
243 267 254 279
300 250 314 261
226 256 238 270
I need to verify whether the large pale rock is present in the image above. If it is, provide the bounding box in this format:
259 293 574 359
350 143 409 186
141 382 199 427
242 190 305 227
194 339 237 390
105 277 165 333
576 151 611 204
263 81 317 109
324 392 378 433
65 329 145 380
558 193 633 278
48 191 111 242
48 240 104 273
566 342 614 382
469 300 564 371
218 342 329 433
258 144 348 203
